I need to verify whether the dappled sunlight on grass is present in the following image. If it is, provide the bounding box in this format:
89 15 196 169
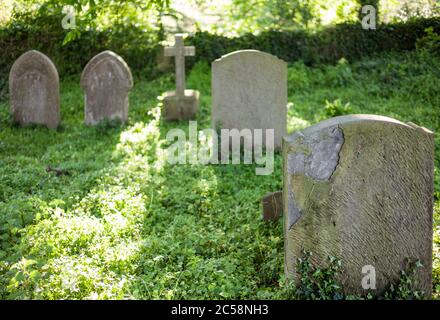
114 107 165 175
0 49 439 299
0 84 167 298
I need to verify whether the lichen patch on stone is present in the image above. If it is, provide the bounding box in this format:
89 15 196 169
287 125 344 181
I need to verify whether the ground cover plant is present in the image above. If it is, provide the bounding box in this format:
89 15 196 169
0 45 439 299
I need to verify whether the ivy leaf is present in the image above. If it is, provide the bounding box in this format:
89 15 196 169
29 270 42 282
62 29 80 45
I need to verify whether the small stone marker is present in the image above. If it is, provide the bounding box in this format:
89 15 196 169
212 50 287 150
283 114 434 297
9 50 60 129
162 34 199 121
81 50 133 125
262 191 283 221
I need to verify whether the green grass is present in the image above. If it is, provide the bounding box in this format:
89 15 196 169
0 50 439 299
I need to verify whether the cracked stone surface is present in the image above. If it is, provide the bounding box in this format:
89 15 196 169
287 125 344 180
283 114 434 297
285 125 344 230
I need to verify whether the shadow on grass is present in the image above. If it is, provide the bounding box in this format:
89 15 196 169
0 75 170 298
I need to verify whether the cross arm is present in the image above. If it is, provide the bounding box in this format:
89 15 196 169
164 47 176 57
184 46 195 56
164 46 195 57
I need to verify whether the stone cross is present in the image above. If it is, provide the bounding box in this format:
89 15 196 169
164 34 195 97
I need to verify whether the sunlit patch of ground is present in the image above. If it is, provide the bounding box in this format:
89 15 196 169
0 50 439 299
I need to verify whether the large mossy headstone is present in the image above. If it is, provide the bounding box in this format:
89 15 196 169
283 114 434 297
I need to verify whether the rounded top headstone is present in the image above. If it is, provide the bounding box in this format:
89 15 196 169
9 50 59 86
284 114 433 144
211 49 287 149
213 49 286 66
9 50 60 129
80 50 133 90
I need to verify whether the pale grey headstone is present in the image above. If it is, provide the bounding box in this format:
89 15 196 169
80 50 133 125
283 114 434 297
9 50 60 129
212 50 287 150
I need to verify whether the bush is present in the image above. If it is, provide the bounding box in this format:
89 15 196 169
1 15 439 102
0 12 161 101
322 99 352 119
416 27 440 55
188 17 440 67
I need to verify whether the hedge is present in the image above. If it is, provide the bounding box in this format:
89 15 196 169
187 17 440 68
0 16 439 101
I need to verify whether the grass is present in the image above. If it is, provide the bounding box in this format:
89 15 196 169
0 50 439 299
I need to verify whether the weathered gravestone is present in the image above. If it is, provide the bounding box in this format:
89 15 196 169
9 50 60 129
81 50 133 125
283 114 434 297
162 34 199 121
212 50 287 150
262 191 283 221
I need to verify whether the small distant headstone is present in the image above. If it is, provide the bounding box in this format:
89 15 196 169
284 114 434 297
9 50 60 129
81 50 133 125
162 34 199 121
212 50 287 149
262 191 283 221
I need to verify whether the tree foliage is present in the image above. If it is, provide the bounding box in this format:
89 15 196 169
13 0 170 44
212 0 330 33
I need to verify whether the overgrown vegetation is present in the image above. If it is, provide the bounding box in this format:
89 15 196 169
288 251 426 300
293 251 343 300
1 2 439 299
1 7 439 102
0 44 439 298
383 259 425 300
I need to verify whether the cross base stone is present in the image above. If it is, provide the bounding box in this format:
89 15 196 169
163 89 199 121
